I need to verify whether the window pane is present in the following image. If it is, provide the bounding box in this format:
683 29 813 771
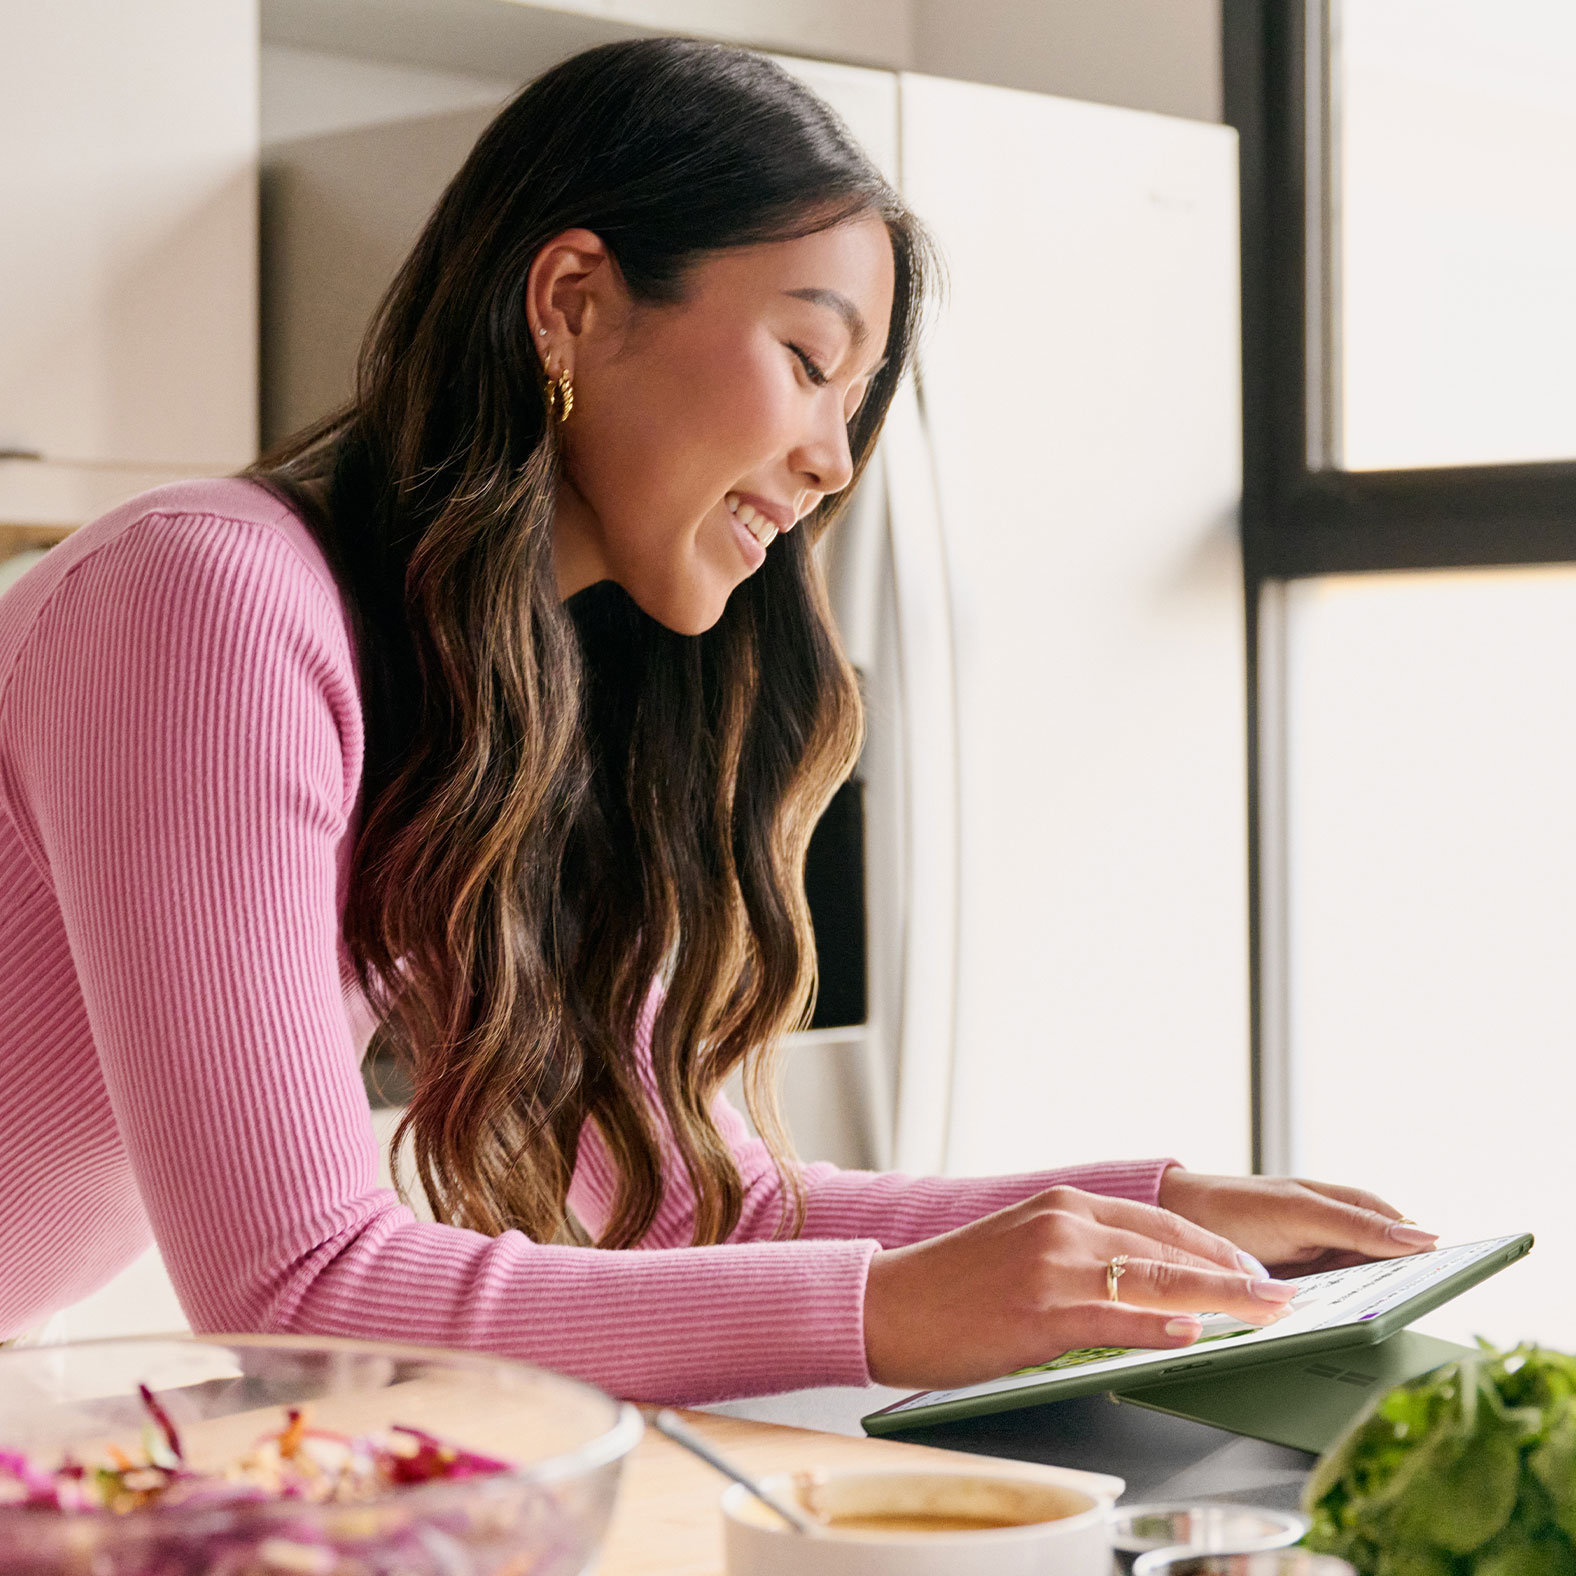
1286 566 1576 1349
1334 0 1576 469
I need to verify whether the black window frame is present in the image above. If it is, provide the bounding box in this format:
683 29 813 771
1225 0 1576 579
1224 0 1576 1166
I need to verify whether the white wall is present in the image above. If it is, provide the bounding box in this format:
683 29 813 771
1283 567 1576 1351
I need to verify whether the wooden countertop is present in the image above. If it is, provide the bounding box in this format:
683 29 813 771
598 1409 1122 1575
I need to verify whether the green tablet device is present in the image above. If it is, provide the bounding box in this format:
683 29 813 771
862 1232 1533 1436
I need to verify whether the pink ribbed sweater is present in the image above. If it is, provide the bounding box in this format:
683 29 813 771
0 478 1174 1401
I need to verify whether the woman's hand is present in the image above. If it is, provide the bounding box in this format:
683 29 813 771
862 1185 1300 1390
1157 1167 1438 1278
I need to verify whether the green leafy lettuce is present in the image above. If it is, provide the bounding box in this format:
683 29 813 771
1303 1344 1576 1575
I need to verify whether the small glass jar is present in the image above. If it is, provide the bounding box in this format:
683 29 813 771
1132 1551 1357 1576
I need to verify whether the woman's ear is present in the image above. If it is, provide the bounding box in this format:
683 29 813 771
525 228 626 369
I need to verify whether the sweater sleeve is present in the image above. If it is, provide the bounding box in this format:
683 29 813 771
4 510 875 1404
569 991 1180 1250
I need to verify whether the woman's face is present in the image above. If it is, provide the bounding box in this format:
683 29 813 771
528 216 896 634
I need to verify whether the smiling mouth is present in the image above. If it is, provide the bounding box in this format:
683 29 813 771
726 492 779 549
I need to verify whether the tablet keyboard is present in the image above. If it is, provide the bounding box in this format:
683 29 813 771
1293 1239 1506 1324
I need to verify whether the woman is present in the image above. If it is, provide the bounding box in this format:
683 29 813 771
0 39 1435 1399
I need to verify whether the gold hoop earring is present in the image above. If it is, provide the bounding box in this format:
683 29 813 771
546 365 574 423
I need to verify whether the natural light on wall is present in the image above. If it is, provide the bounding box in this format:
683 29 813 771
1286 567 1576 1349
1335 0 1576 469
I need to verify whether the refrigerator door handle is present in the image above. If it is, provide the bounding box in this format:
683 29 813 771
881 374 960 1177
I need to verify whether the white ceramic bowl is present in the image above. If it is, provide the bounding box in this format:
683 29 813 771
722 1468 1116 1576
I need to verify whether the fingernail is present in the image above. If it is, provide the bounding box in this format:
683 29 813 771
1389 1224 1438 1247
1165 1317 1203 1339
1250 1278 1299 1304
1236 1251 1270 1279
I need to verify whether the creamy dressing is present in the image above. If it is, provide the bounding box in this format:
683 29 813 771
824 1512 1033 1535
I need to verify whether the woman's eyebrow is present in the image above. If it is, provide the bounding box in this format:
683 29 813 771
782 287 889 376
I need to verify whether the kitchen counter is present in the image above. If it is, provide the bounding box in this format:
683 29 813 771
703 1383 1315 1509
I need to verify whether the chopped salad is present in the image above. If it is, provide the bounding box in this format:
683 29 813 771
0 1385 535 1575
0 1384 513 1515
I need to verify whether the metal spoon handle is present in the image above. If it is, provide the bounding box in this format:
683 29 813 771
648 1409 818 1535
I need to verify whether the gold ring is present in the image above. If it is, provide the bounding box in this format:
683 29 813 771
1106 1254 1130 1303
1398 1217 1417 1226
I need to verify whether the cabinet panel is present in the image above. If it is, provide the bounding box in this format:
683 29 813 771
0 0 258 475
261 104 494 448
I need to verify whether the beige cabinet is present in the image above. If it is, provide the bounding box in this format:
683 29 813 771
0 0 259 532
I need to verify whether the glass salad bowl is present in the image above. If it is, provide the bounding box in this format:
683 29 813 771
0 1332 642 1575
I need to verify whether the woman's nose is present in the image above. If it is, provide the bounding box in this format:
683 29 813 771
795 400 855 497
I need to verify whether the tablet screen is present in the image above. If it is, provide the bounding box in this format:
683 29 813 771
875 1234 1524 1421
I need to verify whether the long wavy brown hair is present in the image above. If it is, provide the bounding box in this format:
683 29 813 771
248 37 939 1249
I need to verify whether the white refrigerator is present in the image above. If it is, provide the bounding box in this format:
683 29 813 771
782 60 1250 1183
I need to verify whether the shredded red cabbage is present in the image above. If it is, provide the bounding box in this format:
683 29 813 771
0 1386 565 1576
